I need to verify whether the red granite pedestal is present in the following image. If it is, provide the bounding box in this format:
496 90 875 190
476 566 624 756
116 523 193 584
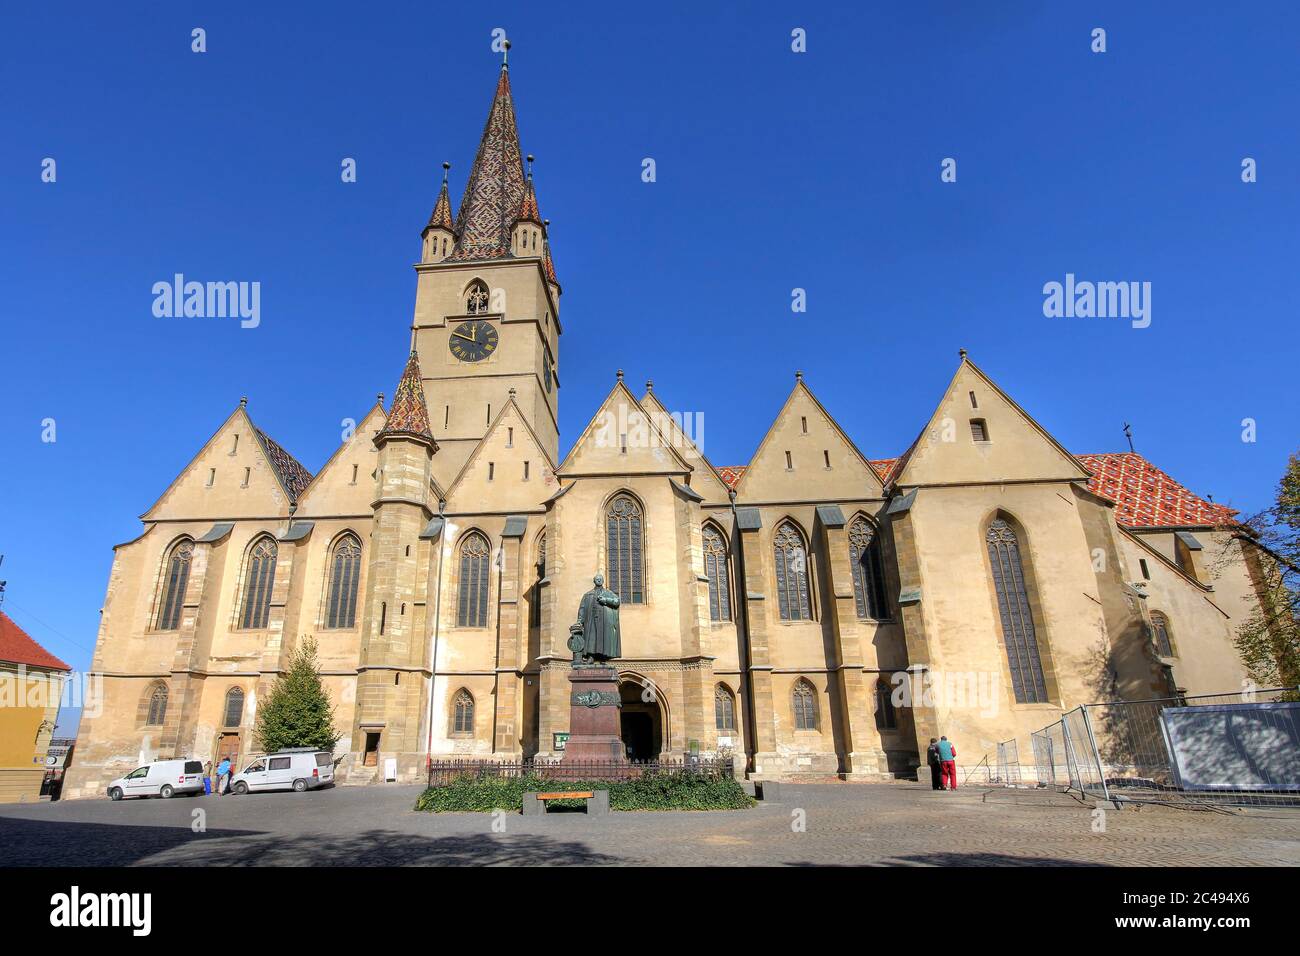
561 665 626 763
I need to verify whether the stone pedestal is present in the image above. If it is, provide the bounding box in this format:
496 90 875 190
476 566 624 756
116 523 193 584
561 665 626 763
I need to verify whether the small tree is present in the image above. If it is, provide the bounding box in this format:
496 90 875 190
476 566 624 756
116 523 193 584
255 637 342 753
1233 452 1300 698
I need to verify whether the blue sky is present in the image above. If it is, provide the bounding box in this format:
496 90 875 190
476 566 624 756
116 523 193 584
2 2 1297 726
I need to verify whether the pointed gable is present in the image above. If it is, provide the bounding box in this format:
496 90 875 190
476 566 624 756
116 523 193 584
294 402 388 514
559 377 693 479
736 375 883 502
446 396 558 512
639 385 733 504
451 65 527 263
142 401 304 521
893 354 1090 488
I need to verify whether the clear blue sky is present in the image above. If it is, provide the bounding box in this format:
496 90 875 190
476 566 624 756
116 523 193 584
2 2 1297 722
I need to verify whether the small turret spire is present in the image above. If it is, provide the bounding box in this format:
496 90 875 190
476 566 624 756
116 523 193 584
378 350 435 446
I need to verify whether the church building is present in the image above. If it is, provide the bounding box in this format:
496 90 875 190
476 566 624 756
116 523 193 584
63 58 1272 797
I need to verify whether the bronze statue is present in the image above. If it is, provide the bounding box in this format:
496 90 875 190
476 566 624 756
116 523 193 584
568 573 622 664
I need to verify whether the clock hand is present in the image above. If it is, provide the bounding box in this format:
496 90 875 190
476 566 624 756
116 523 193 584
452 331 475 343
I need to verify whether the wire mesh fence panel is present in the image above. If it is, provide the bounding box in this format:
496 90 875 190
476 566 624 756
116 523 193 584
996 739 1023 786
1062 707 1109 801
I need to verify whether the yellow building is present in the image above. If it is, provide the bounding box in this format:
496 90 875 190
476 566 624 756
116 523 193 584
62 61 1274 797
0 610 70 803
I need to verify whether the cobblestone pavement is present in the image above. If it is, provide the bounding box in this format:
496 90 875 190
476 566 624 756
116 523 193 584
3 782 1298 866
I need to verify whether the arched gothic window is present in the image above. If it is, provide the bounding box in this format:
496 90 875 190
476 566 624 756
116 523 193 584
1150 611 1174 657
457 532 491 628
156 539 193 630
240 537 278 630
223 688 244 728
714 684 737 732
702 524 731 621
875 678 897 730
987 518 1049 703
145 683 168 726
451 689 475 736
773 522 812 621
792 679 818 730
326 534 362 629
606 494 645 604
465 281 490 314
848 517 889 620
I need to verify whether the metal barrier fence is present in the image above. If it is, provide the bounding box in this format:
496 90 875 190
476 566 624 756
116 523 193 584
1031 689 1299 808
427 756 734 788
996 739 1023 786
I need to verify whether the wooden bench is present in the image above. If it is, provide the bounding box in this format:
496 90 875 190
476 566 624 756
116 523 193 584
523 789 609 816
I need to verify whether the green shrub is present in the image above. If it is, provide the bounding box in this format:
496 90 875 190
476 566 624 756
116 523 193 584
415 769 755 813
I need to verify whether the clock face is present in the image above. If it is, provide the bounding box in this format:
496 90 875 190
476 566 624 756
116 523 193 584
448 320 498 363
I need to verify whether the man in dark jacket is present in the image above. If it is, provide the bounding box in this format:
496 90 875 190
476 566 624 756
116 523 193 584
925 738 943 790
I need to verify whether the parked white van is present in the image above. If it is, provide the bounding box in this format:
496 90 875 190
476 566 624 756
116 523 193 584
229 749 334 794
107 760 205 800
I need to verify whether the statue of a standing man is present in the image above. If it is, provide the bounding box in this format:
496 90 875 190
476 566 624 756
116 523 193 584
569 574 622 664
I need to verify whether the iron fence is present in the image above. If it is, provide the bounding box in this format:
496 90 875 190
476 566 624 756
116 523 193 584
426 756 735 788
1030 689 1300 808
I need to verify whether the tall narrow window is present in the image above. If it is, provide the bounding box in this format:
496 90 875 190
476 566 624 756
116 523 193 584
530 534 546 628
792 679 818 730
157 539 193 630
240 537 278 629
145 683 168 726
848 517 889 620
1150 611 1174 657
457 532 491 627
606 494 645 604
987 518 1049 703
465 280 489 314
702 524 731 621
223 688 244 728
326 534 362 628
773 521 812 621
452 689 475 735
714 684 737 732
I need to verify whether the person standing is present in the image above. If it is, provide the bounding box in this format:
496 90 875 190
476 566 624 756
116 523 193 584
925 738 943 790
202 760 213 796
216 756 231 796
937 736 958 790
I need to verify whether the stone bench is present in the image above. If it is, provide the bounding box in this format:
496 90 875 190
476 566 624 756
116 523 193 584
523 789 609 816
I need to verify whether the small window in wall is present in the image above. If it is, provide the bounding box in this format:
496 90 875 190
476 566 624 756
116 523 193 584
507 427 514 447
452 689 475 736
800 416 808 434
792 679 818 731
488 462 495 481
823 450 831 469
714 684 737 732
207 468 216 487
523 461 530 480
379 602 387 635
350 464 358 485
444 405 450 428
223 688 244 728
1150 611 1174 657
486 404 492 425
970 419 989 442
232 434 240 454
1139 558 1150 580
241 466 250 487
969 391 978 409
785 450 793 470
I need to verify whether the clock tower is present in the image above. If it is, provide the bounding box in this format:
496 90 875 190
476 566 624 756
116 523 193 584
409 54 562 490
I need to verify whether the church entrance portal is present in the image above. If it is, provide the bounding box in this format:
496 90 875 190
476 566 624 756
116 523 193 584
618 678 663 760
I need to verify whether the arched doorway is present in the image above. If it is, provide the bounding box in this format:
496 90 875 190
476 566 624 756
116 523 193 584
618 676 664 761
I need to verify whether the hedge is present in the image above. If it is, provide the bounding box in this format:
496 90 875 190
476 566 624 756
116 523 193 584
415 770 756 812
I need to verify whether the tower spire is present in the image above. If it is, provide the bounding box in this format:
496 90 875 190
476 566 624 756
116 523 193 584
378 350 436 447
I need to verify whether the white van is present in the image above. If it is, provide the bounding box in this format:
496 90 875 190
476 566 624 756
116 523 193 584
229 749 334 794
107 760 205 800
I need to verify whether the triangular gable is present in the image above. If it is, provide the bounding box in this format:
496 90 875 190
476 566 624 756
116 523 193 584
294 402 388 515
558 378 694 478
892 355 1091 488
638 387 733 504
141 403 300 522
446 396 560 512
735 377 884 501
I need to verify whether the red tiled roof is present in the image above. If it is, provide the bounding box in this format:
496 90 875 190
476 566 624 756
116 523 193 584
424 179 455 233
380 351 435 443
1077 452 1237 529
716 465 746 488
870 458 900 483
255 429 314 504
0 610 71 671
451 67 527 263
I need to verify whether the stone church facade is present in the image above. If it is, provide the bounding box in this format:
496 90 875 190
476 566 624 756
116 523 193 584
64 62 1272 797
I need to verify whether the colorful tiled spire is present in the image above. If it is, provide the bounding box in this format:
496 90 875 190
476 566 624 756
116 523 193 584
379 350 435 445
517 157 542 226
423 162 455 235
451 62 526 262
542 217 560 293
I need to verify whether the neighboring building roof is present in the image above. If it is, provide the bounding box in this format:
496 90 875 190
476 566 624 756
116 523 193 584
0 610 71 671
451 66 527 262
870 458 900 483
1076 452 1237 529
254 428 314 503
424 177 455 234
379 351 435 443
716 465 746 488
